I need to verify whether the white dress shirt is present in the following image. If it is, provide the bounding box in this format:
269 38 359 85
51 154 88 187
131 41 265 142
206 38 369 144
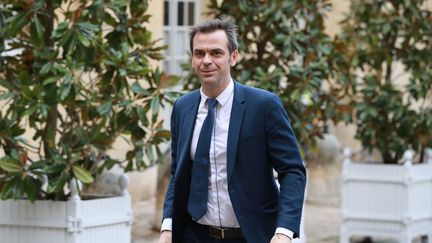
161 79 294 239
191 79 238 227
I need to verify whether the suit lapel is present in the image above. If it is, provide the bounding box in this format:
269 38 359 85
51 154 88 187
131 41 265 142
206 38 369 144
176 93 200 175
227 82 245 180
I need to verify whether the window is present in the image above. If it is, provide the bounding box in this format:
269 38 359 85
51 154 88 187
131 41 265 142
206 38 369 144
163 0 200 75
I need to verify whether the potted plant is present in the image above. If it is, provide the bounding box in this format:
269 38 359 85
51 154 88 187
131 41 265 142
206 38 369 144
0 1 178 242
330 0 432 242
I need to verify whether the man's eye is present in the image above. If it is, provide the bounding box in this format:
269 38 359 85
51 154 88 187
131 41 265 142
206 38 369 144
194 52 204 57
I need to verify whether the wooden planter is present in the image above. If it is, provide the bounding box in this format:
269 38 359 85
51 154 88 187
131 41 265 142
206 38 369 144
0 175 132 243
340 149 432 243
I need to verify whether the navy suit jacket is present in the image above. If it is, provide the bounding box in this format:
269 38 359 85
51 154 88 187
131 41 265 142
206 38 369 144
163 81 306 243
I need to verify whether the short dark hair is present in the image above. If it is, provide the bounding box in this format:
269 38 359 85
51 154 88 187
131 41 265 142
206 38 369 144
189 17 238 54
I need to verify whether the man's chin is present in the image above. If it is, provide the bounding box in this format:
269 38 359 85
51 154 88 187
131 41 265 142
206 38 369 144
199 76 215 83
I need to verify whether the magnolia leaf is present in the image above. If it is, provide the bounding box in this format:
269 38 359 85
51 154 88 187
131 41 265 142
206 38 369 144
126 150 134 161
10 125 25 137
77 32 91 47
43 76 58 85
151 96 160 116
125 160 133 172
34 16 44 40
97 102 112 116
40 63 52 75
0 78 15 90
0 92 14 101
137 107 148 125
0 156 23 173
47 172 69 194
145 146 154 166
40 104 49 118
58 28 74 47
103 159 119 170
132 29 152 45
159 74 180 88
44 163 66 174
135 147 144 167
24 177 40 202
7 12 28 37
28 160 47 170
76 22 99 32
131 82 149 95
60 83 72 100
119 68 127 77
0 176 24 200
72 165 94 184
154 130 171 140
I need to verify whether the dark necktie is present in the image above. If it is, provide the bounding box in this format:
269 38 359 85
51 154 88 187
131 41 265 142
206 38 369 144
187 98 218 221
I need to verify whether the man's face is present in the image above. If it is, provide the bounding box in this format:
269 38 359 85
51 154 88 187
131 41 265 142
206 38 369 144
192 30 238 89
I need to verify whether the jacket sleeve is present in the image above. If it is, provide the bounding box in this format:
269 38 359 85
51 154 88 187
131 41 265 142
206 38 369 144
162 101 178 219
265 94 306 238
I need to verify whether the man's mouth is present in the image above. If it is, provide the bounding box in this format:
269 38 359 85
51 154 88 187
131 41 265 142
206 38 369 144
200 70 216 76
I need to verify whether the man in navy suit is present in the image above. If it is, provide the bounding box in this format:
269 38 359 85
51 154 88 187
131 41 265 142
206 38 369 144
159 18 306 243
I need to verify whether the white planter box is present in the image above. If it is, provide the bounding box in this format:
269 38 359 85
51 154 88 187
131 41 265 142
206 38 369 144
340 149 432 242
0 175 132 243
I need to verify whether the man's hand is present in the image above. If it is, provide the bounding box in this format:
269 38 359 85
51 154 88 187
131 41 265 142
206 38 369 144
270 233 292 243
158 230 172 243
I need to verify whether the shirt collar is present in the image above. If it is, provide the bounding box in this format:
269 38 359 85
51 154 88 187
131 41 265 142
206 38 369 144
200 78 234 107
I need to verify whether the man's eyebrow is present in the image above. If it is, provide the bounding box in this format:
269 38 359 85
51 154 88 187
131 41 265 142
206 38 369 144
193 48 225 52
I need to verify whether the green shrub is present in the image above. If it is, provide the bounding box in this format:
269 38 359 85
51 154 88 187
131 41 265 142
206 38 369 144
0 0 179 201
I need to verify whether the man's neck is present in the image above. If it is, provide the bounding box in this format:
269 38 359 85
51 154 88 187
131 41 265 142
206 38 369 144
201 77 231 98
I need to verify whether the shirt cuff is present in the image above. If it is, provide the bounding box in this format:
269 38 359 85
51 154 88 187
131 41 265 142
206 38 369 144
161 218 172 232
275 227 294 240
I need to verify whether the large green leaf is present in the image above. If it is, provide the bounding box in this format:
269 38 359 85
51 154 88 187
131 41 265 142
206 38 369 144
131 82 148 94
44 163 66 174
159 73 180 89
0 156 22 173
6 12 28 37
97 101 112 116
0 79 15 90
47 172 69 195
24 177 41 202
0 176 24 200
0 92 14 101
154 130 171 140
72 165 94 184
30 17 45 48
150 96 160 120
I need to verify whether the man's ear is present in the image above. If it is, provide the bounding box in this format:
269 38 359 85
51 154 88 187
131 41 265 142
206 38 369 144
230 50 239 66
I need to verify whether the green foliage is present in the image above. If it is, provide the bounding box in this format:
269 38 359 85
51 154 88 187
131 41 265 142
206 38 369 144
331 0 432 163
184 0 344 145
0 0 180 201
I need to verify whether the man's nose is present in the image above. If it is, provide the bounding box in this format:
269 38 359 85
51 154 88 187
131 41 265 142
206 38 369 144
203 54 212 65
